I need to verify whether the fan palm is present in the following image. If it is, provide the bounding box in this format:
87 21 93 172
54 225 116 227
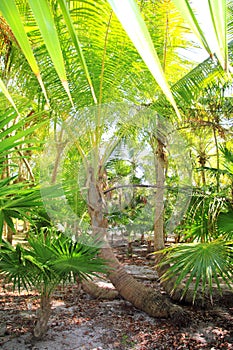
158 239 233 303
0 229 108 338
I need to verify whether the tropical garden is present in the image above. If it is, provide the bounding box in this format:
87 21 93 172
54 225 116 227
0 0 232 348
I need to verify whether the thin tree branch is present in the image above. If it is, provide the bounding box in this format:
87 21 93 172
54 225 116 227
103 183 192 195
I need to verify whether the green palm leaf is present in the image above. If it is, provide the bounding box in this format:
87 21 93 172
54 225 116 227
0 0 49 104
172 0 213 55
28 231 108 279
208 0 228 70
0 103 50 239
172 0 228 71
0 230 108 293
107 0 180 119
0 242 35 291
158 240 233 303
27 0 73 105
57 0 97 104
217 210 233 239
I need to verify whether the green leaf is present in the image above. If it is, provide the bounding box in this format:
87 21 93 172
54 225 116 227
2 212 16 233
0 230 108 293
217 210 233 239
0 0 49 104
0 213 3 242
159 240 233 303
208 0 228 71
57 0 97 104
107 0 181 119
27 0 73 105
0 119 47 156
172 0 213 55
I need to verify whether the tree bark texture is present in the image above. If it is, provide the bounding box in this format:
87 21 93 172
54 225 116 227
100 245 188 322
82 279 119 300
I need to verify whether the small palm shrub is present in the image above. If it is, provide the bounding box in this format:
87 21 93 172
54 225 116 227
0 229 108 338
158 239 233 303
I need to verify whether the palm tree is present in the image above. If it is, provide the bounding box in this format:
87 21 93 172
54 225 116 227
0 229 108 338
0 0 192 321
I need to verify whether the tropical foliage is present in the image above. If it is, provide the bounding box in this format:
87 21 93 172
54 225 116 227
158 239 232 303
0 102 47 241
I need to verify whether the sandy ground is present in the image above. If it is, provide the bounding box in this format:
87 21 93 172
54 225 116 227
0 246 232 349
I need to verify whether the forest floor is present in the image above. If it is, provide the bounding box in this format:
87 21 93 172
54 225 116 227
0 242 232 350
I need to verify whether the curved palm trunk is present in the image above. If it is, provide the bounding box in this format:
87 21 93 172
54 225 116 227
86 166 188 323
100 244 187 321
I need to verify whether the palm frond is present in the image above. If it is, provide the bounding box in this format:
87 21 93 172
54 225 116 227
173 0 228 71
158 239 233 303
0 0 49 103
0 242 36 292
108 0 180 118
0 229 108 293
0 77 19 113
217 209 233 240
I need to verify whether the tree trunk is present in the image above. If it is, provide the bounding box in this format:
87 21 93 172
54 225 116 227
86 166 189 324
100 244 188 322
82 279 119 300
33 292 52 339
6 225 13 244
153 138 166 251
150 138 206 305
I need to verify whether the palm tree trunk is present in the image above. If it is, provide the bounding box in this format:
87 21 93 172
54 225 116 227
33 292 52 339
100 244 188 321
86 166 188 324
